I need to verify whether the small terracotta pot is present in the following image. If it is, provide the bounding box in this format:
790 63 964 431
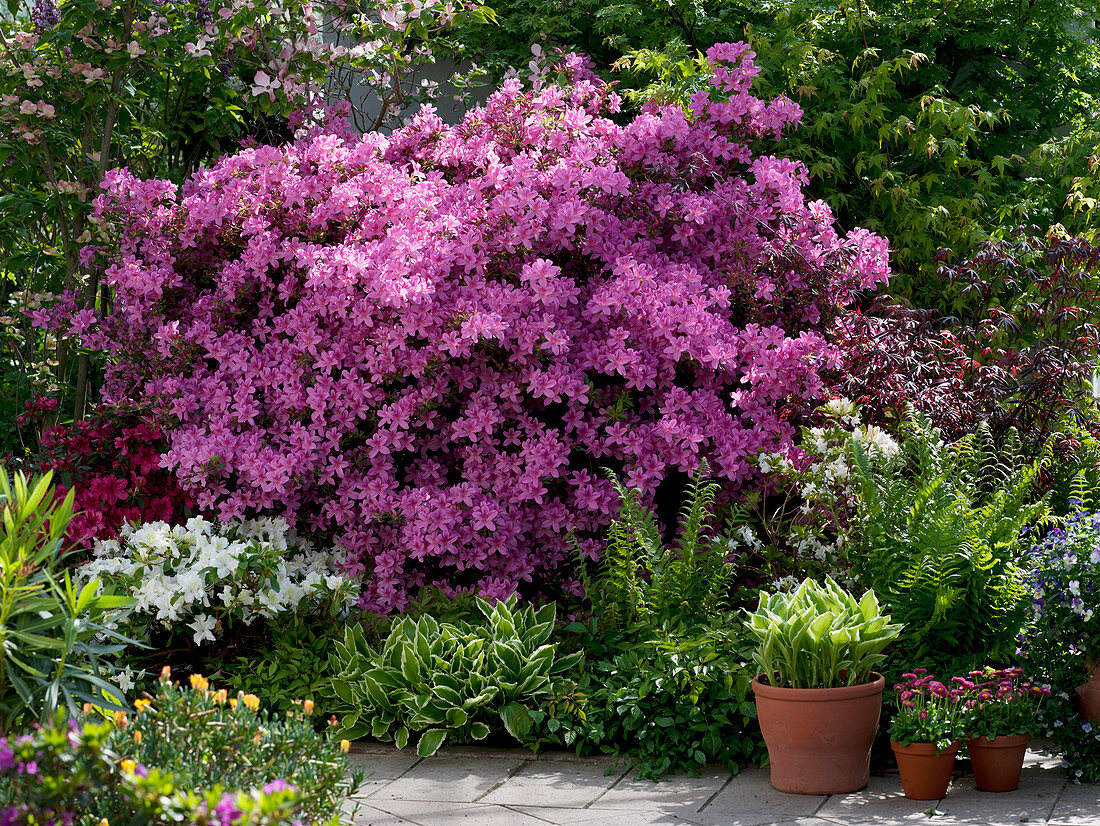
892 740 961 800
966 733 1030 792
753 673 884 795
1075 660 1100 723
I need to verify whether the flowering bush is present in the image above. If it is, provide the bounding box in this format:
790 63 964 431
0 670 359 824
81 517 357 655
55 44 889 609
889 670 968 752
1021 512 1100 781
1023 511 1100 665
0 0 492 420
732 398 899 587
14 396 191 545
959 667 1049 740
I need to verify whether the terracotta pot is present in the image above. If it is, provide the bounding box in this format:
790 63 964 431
891 740 961 800
966 733 1030 792
752 673 884 795
1075 660 1100 723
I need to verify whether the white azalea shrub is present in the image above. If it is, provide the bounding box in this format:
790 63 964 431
735 399 899 578
81 517 358 646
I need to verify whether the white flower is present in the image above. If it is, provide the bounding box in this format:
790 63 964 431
176 570 208 606
852 425 900 458
115 668 135 693
188 614 217 645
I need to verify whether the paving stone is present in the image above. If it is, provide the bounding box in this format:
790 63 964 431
927 775 1065 825
815 776 935 823
588 767 731 813
367 801 578 825
684 817 850 826
510 806 684 824
346 752 423 781
479 760 630 807
698 768 826 818
343 801 417 825
369 756 529 803
1048 781 1100 825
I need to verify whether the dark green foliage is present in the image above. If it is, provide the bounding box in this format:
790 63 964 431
549 624 765 779
218 617 343 718
581 462 733 633
849 412 1050 678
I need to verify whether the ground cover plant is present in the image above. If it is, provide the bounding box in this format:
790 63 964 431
45 43 889 610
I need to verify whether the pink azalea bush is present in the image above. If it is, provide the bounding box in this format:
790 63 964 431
47 45 889 611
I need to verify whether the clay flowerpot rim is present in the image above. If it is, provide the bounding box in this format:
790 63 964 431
752 673 886 701
891 740 962 754
965 733 1031 746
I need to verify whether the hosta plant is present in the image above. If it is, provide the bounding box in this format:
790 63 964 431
745 577 902 689
332 595 581 755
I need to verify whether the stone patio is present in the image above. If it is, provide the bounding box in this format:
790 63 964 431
342 743 1099 826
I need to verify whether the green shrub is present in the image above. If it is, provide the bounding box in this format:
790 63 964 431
744 577 902 689
0 469 133 728
582 462 733 633
850 412 1051 677
217 616 343 718
332 595 581 755
551 625 765 779
0 671 359 824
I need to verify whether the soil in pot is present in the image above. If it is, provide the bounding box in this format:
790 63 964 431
892 741 961 800
753 673 884 795
966 734 1030 793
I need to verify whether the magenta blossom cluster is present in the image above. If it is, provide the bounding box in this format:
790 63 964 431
45 44 889 610
889 668 969 749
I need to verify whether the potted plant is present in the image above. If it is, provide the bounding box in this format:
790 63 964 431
745 576 903 794
889 670 967 800
958 667 1049 792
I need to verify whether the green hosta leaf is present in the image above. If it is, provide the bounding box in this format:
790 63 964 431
394 726 409 749
500 703 534 743
400 646 423 685
470 722 491 740
417 729 447 757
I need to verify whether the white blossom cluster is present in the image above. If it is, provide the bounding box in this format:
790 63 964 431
730 399 897 576
81 516 358 645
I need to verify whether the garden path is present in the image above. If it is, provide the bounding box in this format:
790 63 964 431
343 743 1098 826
